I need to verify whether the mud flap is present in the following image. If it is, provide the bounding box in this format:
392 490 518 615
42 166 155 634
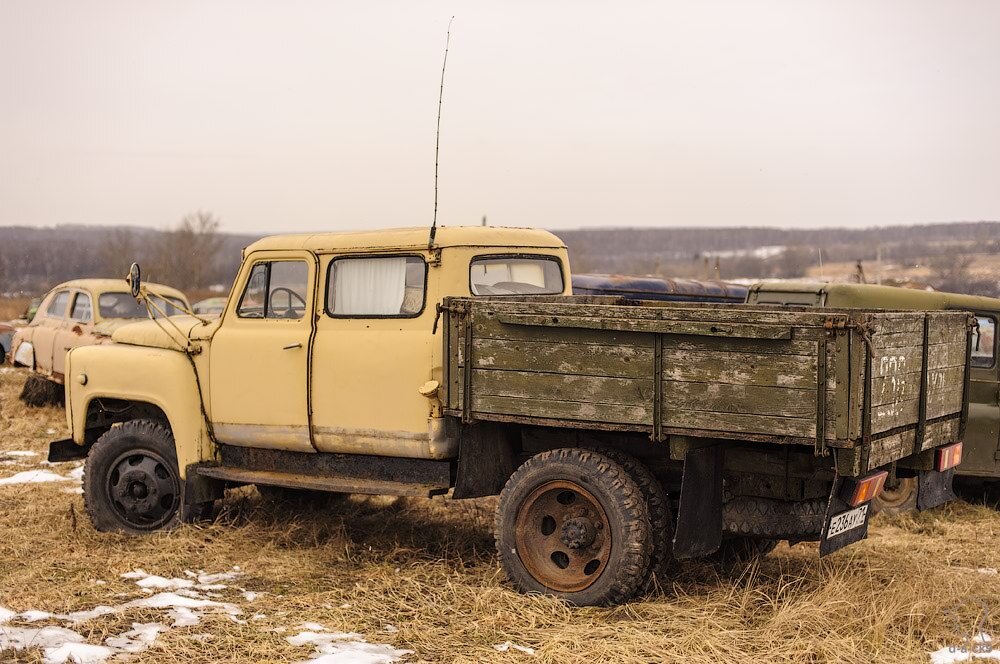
48 438 87 463
672 445 723 559
820 477 872 557
916 467 956 511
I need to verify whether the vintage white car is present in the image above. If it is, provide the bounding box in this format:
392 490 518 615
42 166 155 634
10 278 189 404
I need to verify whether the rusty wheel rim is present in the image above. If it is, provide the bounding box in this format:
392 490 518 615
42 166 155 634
877 477 917 509
514 480 612 593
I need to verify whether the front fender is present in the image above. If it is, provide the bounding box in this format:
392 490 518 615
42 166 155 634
66 344 213 478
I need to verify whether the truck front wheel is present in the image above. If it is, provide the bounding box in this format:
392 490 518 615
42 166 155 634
495 448 651 606
84 420 183 534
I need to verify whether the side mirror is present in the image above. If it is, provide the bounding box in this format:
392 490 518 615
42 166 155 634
127 263 142 299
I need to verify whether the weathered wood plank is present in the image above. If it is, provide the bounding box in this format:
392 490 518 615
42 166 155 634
925 386 965 420
474 314 653 347
927 341 968 370
471 369 654 406
471 394 652 425
670 337 819 357
496 313 793 339
662 381 817 419
923 417 961 450
470 338 653 378
871 366 966 407
664 409 815 438
662 350 817 388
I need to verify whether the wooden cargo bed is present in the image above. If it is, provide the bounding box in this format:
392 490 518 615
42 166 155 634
442 296 974 476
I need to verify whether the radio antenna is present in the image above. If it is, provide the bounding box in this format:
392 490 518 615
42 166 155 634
429 16 454 249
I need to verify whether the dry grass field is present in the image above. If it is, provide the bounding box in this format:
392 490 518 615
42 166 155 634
0 367 998 663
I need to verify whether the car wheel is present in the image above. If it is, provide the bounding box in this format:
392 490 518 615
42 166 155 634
871 476 918 515
495 448 651 606
84 420 184 534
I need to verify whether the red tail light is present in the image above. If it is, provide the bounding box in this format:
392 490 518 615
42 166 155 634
842 470 889 508
935 442 963 472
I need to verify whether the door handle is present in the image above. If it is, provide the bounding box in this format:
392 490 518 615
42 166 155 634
282 343 303 350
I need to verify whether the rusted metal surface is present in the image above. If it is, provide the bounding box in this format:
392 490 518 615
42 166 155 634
513 479 611 593
572 274 748 303
216 444 452 488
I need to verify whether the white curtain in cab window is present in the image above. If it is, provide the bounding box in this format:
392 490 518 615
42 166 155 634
333 257 407 315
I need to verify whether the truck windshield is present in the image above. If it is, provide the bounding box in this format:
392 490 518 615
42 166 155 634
98 293 186 319
470 256 564 296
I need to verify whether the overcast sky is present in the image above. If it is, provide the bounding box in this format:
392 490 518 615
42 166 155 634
1 1 998 235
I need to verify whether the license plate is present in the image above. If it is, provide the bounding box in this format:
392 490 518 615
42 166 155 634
827 504 869 538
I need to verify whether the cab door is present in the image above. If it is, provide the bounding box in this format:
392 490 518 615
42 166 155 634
33 290 71 376
52 290 93 377
965 312 1000 477
210 252 316 453
310 252 437 458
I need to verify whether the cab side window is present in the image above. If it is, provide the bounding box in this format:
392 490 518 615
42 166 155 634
46 291 70 318
237 261 309 320
70 293 92 322
326 256 426 317
972 316 997 369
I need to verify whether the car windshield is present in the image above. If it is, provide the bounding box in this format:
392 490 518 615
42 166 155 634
469 256 564 295
98 292 186 319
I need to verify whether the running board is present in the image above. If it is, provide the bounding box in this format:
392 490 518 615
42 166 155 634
191 445 453 498
194 465 449 498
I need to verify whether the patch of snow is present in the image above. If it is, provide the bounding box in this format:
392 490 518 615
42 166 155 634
62 487 84 494
134 575 196 591
339 603 352 609
252 613 267 621
61 606 118 623
0 606 16 623
494 641 536 655
0 469 72 485
977 568 998 576
384 624 398 634
3 450 39 457
42 642 114 664
298 622 329 632
67 465 84 480
242 591 260 602
0 625 85 653
288 630 412 664
104 622 166 653
168 607 201 627
21 610 54 622
929 633 1000 663
196 570 241 585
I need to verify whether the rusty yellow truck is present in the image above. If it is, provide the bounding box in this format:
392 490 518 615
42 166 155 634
49 227 972 606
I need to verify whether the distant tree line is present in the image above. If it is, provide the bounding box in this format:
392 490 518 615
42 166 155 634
0 212 258 296
2 219 1000 298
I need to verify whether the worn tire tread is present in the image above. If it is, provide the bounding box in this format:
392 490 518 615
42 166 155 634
495 447 651 606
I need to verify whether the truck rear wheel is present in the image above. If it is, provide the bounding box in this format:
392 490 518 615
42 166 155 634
871 477 917 514
593 447 673 591
495 448 651 606
84 420 183 534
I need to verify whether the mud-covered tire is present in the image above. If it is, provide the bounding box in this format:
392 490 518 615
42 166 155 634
257 485 347 508
84 420 184 535
707 537 778 567
495 448 651 606
594 447 673 589
871 477 918 515
19 374 64 408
